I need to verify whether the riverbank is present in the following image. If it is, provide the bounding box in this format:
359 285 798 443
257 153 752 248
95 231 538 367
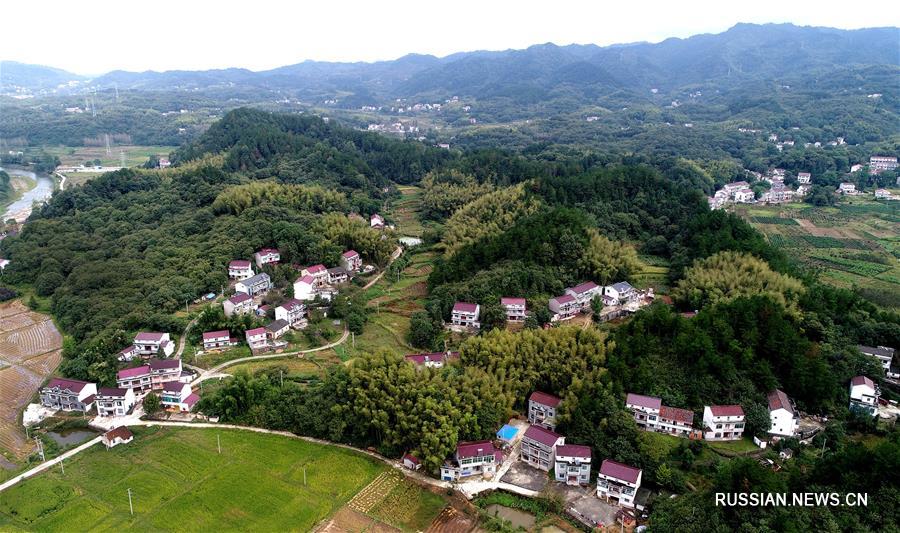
0 166 55 222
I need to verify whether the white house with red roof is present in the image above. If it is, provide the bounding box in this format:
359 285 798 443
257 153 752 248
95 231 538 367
797 172 811 184
118 345 138 362
95 387 135 417
405 351 459 368
254 248 280 268
549 293 579 321
528 391 561 430
402 453 422 471
625 393 694 437
565 281 601 309
160 381 199 412
440 440 502 481
596 459 642 508
371 213 385 228
849 376 879 416
275 298 307 326
40 378 97 412
521 425 565 471
555 444 591 486
301 264 329 286
767 389 799 437
246 327 268 350
149 358 182 389
202 330 234 351
341 250 362 272
102 426 134 448
228 260 254 280
451 302 480 329
133 332 174 357
293 274 316 301
703 405 745 441
117 365 152 392
501 297 527 321
223 292 256 317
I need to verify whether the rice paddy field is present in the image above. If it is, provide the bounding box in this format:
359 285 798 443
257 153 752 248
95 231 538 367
736 196 900 309
0 426 446 532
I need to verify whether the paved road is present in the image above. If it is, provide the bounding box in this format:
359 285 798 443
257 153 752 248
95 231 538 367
0 436 102 493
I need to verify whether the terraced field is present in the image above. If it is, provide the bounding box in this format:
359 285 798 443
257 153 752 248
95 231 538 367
0 301 63 459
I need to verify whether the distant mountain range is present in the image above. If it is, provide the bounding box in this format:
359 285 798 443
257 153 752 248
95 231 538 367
3 23 898 104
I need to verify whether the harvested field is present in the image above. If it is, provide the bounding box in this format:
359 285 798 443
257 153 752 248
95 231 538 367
0 300 63 459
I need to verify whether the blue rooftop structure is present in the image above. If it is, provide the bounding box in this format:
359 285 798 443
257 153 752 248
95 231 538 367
496 424 519 443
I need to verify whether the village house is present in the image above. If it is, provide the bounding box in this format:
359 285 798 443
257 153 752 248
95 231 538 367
293 275 317 301
440 440 502 481
117 345 138 362
761 182 795 204
40 378 97 412
850 163 864 173
703 405 746 441
254 248 280 268
521 425 565 471
223 292 256 317
402 453 422 471
604 282 637 306
500 297 527 321
796 172 811 184
158 158 171 169
722 181 749 195
837 182 857 195
95 387 135 417
528 391 561 430
149 358 183 390
869 155 898 174
849 376 880 416
875 189 894 200
858 345 895 373
228 260 254 280
301 264 329 287
266 319 290 340
235 273 272 296
596 459 643 508
275 298 307 326
327 266 349 285
625 393 694 437
554 444 592 486
767 389 799 438
341 250 362 272
451 302 481 329
796 184 811 197
102 426 133 448
405 351 459 368
134 332 174 357
246 327 268 350
202 330 234 351
370 213 385 228
256 305 270 317
549 294 579 321
733 188 755 203
117 365 152 392
565 282 602 310
160 381 199 412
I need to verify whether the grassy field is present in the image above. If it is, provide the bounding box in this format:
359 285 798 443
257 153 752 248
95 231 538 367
0 426 444 532
391 185 427 238
736 197 900 309
42 145 177 169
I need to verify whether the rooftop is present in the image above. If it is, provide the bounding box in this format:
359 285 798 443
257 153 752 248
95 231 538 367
851 375 875 389
45 377 91 392
202 330 230 340
501 297 526 306
529 391 562 408
453 302 479 313
117 365 150 379
523 425 562 447
228 292 252 304
708 405 744 417
135 332 166 342
457 440 497 459
556 444 592 459
767 389 793 414
599 459 641 484
626 393 661 411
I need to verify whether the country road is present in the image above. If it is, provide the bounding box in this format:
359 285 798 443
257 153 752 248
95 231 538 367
362 245 403 290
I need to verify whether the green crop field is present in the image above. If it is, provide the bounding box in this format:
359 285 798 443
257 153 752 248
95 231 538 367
0 426 443 532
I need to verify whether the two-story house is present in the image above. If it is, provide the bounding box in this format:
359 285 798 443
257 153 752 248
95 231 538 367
837 182 857 194
440 440 502 481
254 248 280 268
371 213 385 228
266 319 290 340
703 405 745 441
301 264 329 287
596 459 643 508
95 387 135 417
521 425 565 471
149 358 183 390
228 260 254 280
341 250 362 272
40 378 97 412
117 365 152 392
134 332 174 357
554 444 591 486
870 155 899 174
451 302 480 329
857 345 895 374
275 298 307 326
500 297 527 321
849 376 879 416
202 330 234 351
604 282 637 305
118 345 138 362
246 327 268 350
160 381 199 412
733 188 755 203
768 389 799 438
797 172 811 184
565 282 602 310
625 393 694 437
528 391 561 430
223 292 256 317
327 266 349 285
293 274 317 301
549 294 579 321
235 273 272 296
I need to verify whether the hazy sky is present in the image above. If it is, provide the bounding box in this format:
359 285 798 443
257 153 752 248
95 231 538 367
4 0 898 74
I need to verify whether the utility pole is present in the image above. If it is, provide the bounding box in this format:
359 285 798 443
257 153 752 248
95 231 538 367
127 488 134 515
217 434 221 454
60 459 64 474
303 467 307 486
351 332 355 348
34 436 45 462
280 370 283 388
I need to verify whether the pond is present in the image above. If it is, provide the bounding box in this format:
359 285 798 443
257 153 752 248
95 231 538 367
45 428 97 447
485 504 536 529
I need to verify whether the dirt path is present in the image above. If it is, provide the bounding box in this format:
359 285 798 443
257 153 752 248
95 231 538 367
363 246 403 290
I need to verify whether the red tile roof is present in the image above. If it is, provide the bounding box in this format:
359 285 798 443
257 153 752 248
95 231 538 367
402 453 420 465
709 405 744 417
228 293 251 304
626 393 661 410
305 264 326 274
551 294 576 305
342 250 359 258
767 389 793 414
184 393 200 408
556 444 591 459
98 387 130 398
149 358 181 370
162 381 188 393
524 425 563 447
453 302 478 313
296 274 315 285
203 330 230 341
569 281 599 294
45 377 91 393
659 405 694 425
256 248 279 255
135 332 166 342
456 440 497 459
599 459 641 484
117 366 150 379
280 298 305 311
405 352 459 365
529 391 562 408
851 376 875 388
246 327 266 337
501 297 526 306
104 426 133 441
229 260 251 268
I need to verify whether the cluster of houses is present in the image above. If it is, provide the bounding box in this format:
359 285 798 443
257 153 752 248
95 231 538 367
117 332 175 362
432 391 649 510
708 169 812 210
848 344 897 417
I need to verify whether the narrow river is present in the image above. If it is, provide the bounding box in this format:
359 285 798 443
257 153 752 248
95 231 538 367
1 166 55 222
